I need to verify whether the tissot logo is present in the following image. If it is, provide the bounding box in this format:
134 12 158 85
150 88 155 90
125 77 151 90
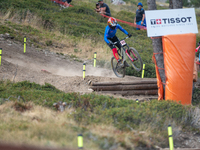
150 19 156 25
150 17 192 25
156 19 162 24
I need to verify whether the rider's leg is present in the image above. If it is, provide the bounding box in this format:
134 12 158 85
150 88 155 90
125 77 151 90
107 41 120 62
112 47 120 61
108 38 120 62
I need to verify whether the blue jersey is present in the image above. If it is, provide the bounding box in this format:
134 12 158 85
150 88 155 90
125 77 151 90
104 24 128 44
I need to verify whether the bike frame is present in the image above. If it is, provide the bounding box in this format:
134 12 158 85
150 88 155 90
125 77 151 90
113 36 138 64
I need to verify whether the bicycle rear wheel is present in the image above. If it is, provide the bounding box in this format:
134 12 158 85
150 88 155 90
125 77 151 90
111 56 125 78
126 47 143 72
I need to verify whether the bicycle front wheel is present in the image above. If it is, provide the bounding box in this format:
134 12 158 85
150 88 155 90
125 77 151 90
111 56 125 78
126 47 143 72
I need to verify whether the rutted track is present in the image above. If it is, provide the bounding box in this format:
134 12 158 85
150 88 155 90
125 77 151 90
0 38 157 100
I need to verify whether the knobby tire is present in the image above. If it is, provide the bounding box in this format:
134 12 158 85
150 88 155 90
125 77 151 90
111 56 125 78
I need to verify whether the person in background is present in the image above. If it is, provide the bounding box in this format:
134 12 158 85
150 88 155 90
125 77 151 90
98 0 111 16
62 0 72 7
193 41 200 96
134 2 146 30
195 41 200 68
95 3 101 13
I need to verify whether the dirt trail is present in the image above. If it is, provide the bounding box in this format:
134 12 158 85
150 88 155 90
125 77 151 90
0 38 157 100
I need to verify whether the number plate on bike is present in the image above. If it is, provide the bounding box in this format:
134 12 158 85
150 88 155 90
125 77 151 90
120 40 126 46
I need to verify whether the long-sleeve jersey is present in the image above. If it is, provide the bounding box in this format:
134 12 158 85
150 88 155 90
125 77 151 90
104 24 128 44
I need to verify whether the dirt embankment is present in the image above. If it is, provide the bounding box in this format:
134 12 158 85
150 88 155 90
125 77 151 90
0 35 157 100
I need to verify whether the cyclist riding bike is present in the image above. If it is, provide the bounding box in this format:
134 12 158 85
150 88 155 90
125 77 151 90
104 17 132 65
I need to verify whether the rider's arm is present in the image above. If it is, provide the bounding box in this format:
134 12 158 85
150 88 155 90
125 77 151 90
104 26 110 44
117 24 128 35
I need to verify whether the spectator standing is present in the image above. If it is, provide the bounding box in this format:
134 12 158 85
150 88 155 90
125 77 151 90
98 0 111 16
134 2 146 30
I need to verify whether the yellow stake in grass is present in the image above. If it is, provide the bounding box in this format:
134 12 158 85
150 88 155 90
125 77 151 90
24 36 26 53
141 63 145 78
168 125 174 150
83 63 86 80
78 134 83 149
0 48 2 66
94 52 97 67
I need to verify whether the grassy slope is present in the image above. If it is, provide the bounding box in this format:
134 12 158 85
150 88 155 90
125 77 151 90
0 0 199 77
0 0 156 77
0 1 200 148
0 80 200 149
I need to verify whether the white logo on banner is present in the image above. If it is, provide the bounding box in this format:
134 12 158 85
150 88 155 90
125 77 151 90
146 8 198 37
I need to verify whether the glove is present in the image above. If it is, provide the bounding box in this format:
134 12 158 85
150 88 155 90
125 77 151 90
108 42 114 48
128 34 132 38
108 42 113 46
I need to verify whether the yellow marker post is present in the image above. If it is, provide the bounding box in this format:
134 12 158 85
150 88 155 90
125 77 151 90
0 48 2 66
141 63 145 78
168 125 174 150
78 134 83 149
94 52 97 67
24 36 26 53
83 63 86 80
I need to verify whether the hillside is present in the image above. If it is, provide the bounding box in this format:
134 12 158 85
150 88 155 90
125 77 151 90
1 0 200 77
0 80 200 149
0 0 200 149
0 0 160 78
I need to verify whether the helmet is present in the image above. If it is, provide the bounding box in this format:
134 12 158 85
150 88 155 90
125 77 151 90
107 17 117 29
137 2 143 7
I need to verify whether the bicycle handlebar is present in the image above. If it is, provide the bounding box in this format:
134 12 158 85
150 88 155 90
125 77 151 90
112 36 130 45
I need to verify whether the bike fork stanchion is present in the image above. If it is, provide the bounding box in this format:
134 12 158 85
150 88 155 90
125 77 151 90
141 63 145 78
83 63 86 80
125 50 133 62
94 52 97 67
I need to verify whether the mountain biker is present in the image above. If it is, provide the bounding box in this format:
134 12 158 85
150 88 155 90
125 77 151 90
104 17 132 64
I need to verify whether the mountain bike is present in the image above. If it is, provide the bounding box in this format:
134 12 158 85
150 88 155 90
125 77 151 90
111 36 143 78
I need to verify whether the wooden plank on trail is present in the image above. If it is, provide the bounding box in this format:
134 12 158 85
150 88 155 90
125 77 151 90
98 90 158 95
90 84 158 91
91 80 157 86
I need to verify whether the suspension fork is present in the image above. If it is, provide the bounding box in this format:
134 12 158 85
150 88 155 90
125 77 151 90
125 49 137 62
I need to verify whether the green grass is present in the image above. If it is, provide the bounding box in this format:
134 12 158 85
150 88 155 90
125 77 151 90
0 80 199 149
0 0 155 77
0 0 200 78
